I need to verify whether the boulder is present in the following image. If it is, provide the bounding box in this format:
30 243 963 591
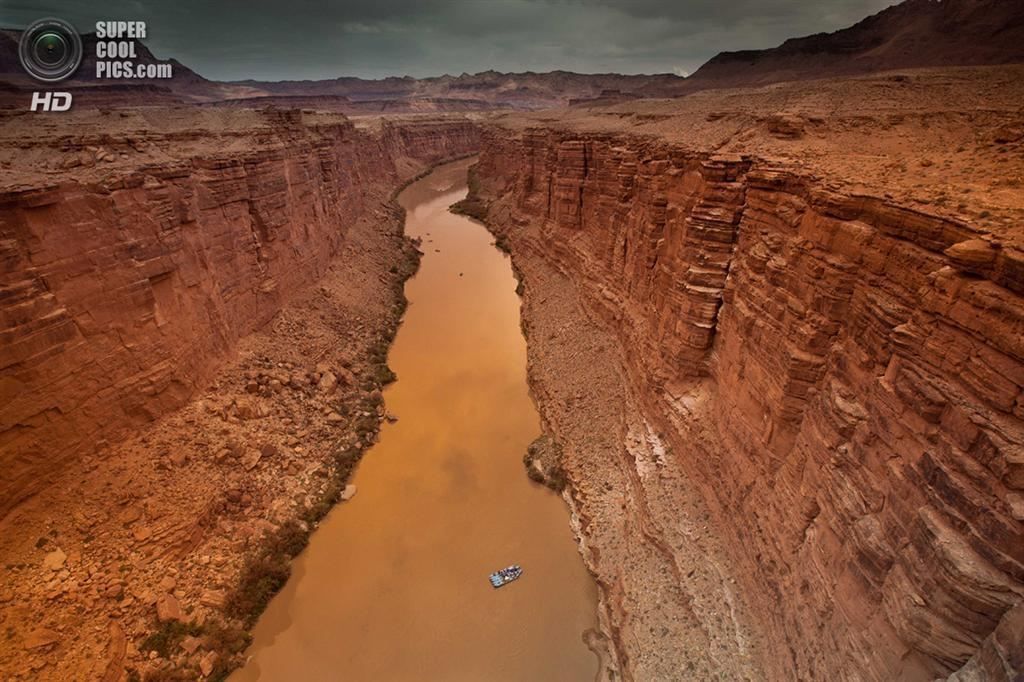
155 593 183 622
945 239 997 269
42 548 67 571
318 371 338 394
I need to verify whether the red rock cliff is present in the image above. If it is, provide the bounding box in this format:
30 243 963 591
469 126 1024 680
0 112 478 517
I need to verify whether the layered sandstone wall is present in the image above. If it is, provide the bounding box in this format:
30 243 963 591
470 126 1024 680
0 113 478 518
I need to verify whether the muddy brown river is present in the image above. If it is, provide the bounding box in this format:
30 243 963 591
232 159 599 681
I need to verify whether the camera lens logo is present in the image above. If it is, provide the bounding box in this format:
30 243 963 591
19 18 83 83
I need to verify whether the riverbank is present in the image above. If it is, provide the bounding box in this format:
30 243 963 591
0 149 472 680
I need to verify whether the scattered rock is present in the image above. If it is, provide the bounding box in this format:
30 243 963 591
341 484 358 501
119 506 143 525
181 635 202 655
233 397 265 420
200 650 219 677
42 548 67 571
241 450 262 471
132 526 153 542
1007 493 1024 522
23 628 60 650
318 371 338 394
155 593 183 622
199 590 226 609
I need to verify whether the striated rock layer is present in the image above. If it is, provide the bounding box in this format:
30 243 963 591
0 112 478 518
469 126 1024 680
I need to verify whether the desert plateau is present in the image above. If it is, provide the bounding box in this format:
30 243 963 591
1 0 1023 680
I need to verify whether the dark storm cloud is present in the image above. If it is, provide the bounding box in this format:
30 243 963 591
0 0 896 80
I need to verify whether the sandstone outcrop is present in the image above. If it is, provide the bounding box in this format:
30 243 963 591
0 111 478 518
468 121 1024 680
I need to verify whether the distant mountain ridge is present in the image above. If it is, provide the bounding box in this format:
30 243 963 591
230 69 685 107
0 31 683 109
682 0 1024 89
2 0 1023 109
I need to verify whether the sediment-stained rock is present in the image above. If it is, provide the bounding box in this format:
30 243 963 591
470 126 1024 681
0 112 478 518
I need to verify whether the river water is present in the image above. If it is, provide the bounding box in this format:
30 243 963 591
232 158 599 681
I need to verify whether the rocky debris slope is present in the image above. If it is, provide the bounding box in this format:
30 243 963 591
508 228 765 680
0 109 478 519
465 67 1024 680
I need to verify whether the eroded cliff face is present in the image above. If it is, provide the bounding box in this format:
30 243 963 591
469 126 1024 680
0 112 479 518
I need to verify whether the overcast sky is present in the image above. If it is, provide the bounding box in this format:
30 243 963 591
2 0 897 81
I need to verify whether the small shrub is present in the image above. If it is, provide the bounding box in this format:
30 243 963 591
374 365 397 385
523 435 569 492
272 520 309 558
203 622 252 656
140 620 203 658
225 554 291 626
144 670 196 682
546 466 570 493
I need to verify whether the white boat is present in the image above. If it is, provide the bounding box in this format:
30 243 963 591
488 565 523 588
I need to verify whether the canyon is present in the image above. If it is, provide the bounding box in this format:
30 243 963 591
0 109 480 679
1 2 1023 679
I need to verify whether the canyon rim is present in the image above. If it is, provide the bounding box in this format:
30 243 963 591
1 0 1023 680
